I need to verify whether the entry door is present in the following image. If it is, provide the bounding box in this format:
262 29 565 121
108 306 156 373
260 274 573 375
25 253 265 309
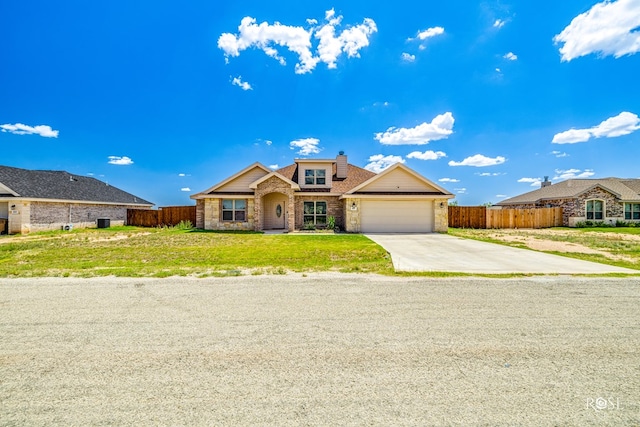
266 199 286 229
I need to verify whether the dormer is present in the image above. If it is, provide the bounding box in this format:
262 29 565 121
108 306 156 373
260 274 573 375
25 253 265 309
295 158 335 189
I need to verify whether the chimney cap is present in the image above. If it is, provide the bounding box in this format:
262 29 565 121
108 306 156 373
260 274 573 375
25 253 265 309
338 151 345 155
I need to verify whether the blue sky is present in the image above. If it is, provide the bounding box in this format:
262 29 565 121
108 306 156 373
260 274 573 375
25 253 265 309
2 0 639 206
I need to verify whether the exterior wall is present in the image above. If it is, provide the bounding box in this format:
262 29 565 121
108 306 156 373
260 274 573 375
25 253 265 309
202 197 255 231
195 199 205 229
344 198 361 233
254 177 296 232
433 198 449 233
4 201 143 234
216 168 269 192
296 162 333 190
294 195 342 230
358 169 439 192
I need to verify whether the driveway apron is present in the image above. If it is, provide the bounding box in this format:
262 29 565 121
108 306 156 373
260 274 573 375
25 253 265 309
365 233 637 274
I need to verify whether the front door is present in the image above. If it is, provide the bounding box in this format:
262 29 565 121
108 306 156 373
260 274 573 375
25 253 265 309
264 197 286 229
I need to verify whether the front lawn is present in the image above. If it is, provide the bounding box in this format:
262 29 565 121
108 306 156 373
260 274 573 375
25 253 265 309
0 227 394 277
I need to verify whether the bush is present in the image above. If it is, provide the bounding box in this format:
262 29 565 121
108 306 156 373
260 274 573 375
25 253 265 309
175 220 194 230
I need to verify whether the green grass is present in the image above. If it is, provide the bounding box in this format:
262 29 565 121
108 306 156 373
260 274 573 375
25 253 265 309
0 227 394 277
448 227 640 271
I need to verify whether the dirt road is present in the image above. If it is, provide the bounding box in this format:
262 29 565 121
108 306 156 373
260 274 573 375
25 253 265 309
1 274 638 426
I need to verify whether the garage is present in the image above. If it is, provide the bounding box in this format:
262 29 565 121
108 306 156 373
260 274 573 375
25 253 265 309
360 200 434 233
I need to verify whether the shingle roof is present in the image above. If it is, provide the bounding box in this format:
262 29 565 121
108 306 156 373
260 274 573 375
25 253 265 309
0 165 153 205
497 178 640 205
276 163 376 194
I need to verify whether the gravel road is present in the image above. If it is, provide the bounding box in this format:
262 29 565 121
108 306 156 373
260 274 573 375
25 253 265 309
1 274 639 426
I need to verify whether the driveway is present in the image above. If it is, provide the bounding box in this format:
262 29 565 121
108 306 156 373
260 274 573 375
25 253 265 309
365 233 638 274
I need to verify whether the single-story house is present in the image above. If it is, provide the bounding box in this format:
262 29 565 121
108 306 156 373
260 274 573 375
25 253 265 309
191 153 454 233
497 177 640 226
0 165 153 234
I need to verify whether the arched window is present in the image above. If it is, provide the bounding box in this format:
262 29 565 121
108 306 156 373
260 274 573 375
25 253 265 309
586 200 603 220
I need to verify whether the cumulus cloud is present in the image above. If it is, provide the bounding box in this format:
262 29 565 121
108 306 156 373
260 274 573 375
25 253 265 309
553 168 595 180
375 112 454 145
439 178 460 183
518 177 543 187
406 150 446 160
448 154 506 167
269 164 279 170
181 187 191 192
107 156 134 166
407 26 444 50
401 52 416 62
290 138 321 156
493 19 506 28
218 10 377 74
503 52 518 60
231 76 252 90
552 111 640 143
0 123 59 138
554 0 640 61
364 154 405 173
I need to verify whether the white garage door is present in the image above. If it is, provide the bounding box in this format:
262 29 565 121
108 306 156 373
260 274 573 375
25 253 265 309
360 200 433 232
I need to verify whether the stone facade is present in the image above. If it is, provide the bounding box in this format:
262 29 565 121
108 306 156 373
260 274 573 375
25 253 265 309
5 201 138 234
433 198 449 233
201 197 256 231
343 198 361 233
254 177 296 232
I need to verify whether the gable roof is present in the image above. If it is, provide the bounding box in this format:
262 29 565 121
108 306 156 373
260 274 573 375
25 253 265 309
0 165 153 206
498 178 640 205
249 171 300 190
344 163 453 196
191 162 271 197
276 162 376 193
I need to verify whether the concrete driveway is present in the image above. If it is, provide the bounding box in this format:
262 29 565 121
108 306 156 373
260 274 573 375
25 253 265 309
365 233 638 274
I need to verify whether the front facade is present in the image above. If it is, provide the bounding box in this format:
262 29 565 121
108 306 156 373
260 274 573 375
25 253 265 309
497 178 640 227
191 153 454 233
0 165 153 234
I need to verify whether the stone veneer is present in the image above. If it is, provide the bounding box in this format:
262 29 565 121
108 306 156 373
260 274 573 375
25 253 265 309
200 197 256 231
254 177 296 232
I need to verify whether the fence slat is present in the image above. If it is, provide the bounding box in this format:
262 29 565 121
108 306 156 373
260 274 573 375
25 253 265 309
127 206 196 227
449 206 562 229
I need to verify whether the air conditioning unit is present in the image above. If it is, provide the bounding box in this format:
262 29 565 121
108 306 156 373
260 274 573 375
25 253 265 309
62 224 73 231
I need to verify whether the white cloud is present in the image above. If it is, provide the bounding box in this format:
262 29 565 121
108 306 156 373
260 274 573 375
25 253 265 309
364 154 405 173
518 177 542 187
375 112 454 145
449 154 506 167
231 76 252 90
496 194 507 198
416 26 445 40
218 11 376 74
553 168 595 180
178 173 191 177
503 52 518 60
181 187 191 192
554 0 640 61
493 19 506 28
406 150 446 160
265 140 273 146
438 178 460 183
107 156 134 166
401 52 416 62
290 138 321 156
269 164 279 170
0 123 59 138
552 111 640 143
551 150 569 158
495 67 502 73
455 187 467 194
476 172 504 176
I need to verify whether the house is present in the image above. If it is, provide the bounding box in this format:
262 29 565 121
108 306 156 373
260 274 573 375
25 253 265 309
191 153 453 233
497 177 640 226
0 165 153 234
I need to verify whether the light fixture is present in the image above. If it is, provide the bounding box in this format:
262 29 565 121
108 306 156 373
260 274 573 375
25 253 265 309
11 204 15 209
351 202 357 211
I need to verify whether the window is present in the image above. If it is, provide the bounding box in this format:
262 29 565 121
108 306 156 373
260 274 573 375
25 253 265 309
222 199 246 221
625 203 640 220
586 200 603 220
303 201 327 226
304 169 326 185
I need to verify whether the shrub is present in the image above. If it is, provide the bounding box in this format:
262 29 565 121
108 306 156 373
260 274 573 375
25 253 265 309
175 220 194 230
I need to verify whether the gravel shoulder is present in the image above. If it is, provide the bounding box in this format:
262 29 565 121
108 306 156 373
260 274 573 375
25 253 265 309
1 274 639 426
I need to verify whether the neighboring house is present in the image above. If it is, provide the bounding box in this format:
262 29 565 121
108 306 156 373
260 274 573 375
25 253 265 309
497 177 640 227
0 165 153 234
191 153 453 233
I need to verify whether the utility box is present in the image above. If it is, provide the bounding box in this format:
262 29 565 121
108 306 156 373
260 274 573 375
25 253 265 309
97 218 110 229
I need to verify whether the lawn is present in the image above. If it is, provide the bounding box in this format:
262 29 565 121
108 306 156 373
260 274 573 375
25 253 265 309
448 227 640 271
0 227 394 277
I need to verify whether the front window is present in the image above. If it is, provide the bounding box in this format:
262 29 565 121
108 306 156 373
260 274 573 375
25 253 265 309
304 169 326 185
303 201 327 226
586 200 603 220
222 199 246 221
625 203 640 220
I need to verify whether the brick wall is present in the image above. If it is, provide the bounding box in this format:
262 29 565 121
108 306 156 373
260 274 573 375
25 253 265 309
294 195 342 230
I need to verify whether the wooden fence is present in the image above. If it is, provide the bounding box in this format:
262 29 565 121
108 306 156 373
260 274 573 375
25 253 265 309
127 206 196 227
449 206 563 229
